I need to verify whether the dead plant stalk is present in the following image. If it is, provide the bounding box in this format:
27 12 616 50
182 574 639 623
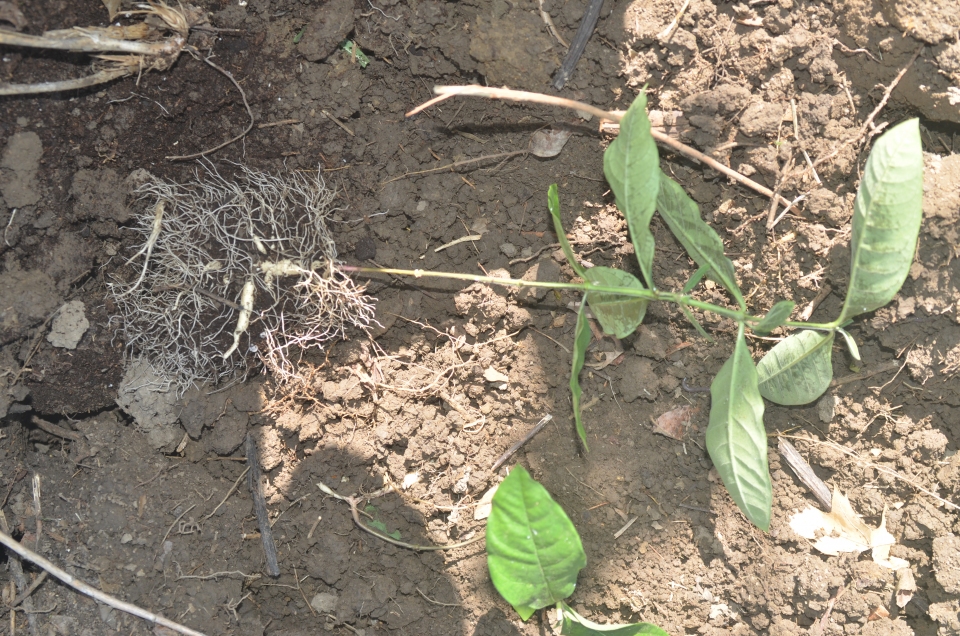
411 86 791 211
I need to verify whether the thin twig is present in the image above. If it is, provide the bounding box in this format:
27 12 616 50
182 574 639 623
0 512 38 636
382 151 524 185
829 360 899 387
30 416 81 443
202 467 249 522
657 0 691 40
417 588 462 607
537 0 568 48
552 0 604 89
787 45 923 185
0 67 133 96
176 570 260 581
159 504 196 550
246 433 280 577
778 437 832 511
317 482 485 551
166 48 254 160
0 530 207 636
491 415 553 472
0 572 48 615
424 85 791 208
781 434 960 512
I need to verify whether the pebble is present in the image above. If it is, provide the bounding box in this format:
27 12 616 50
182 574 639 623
500 242 517 257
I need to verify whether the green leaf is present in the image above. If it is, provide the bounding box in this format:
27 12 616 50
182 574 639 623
838 118 923 323
571 300 592 451
682 264 710 294
679 304 713 342
559 601 669 636
487 467 586 620
548 184 587 278
752 300 796 336
757 330 835 405
706 326 771 530
837 328 861 372
603 91 659 289
366 519 401 540
657 174 745 310
584 267 649 338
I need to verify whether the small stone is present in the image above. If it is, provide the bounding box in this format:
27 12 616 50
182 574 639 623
817 394 837 423
500 242 518 257
311 592 339 613
47 300 89 349
120 533 133 544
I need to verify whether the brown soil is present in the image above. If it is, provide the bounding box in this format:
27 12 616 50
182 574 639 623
1 1 959 635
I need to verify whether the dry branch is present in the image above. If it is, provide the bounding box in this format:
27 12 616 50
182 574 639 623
418 85 792 210
0 529 207 636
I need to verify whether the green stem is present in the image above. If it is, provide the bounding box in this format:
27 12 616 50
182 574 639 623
346 265 762 324
345 265 846 337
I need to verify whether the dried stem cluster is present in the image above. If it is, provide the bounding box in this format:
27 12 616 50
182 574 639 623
108 164 375 392
0 1 203 95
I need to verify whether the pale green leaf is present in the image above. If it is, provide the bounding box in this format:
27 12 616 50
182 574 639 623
584 267 648 339
753 300 796 336
571 301 592 451
487 467 586 620
838 119 923 323
657 173 745 309
603 92 659 289
706 326 771 530
757 330 835 405
836 329 860 362
559 601 669 636
548 184 586 278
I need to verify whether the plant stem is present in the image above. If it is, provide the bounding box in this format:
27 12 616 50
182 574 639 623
345 265 845 337
344 265 758 324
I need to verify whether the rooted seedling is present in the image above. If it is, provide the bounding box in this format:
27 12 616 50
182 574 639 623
109 164 375 393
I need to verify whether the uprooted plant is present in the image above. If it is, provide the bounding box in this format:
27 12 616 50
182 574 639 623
346 89 924 530
108 164 375 394
0 1 203 95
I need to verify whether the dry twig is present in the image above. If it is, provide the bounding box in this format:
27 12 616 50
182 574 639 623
418 85 791 210
0 529 207 636
317 482 485 552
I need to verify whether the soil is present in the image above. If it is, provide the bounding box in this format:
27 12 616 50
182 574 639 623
1 1 959 635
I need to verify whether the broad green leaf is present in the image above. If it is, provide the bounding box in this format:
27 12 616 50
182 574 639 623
548 184 587 279
487 466 586 620
657 173 745 309
603 92 659 289
752 300 796 336
838 119 923 323
757 330 835 405
706 326 771 530
584 267 648 338
559 601 669 636
571 300 592 451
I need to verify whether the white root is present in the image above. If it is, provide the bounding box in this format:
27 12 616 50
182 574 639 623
108 165 375 392
222 279 255 360
115 199 164 298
